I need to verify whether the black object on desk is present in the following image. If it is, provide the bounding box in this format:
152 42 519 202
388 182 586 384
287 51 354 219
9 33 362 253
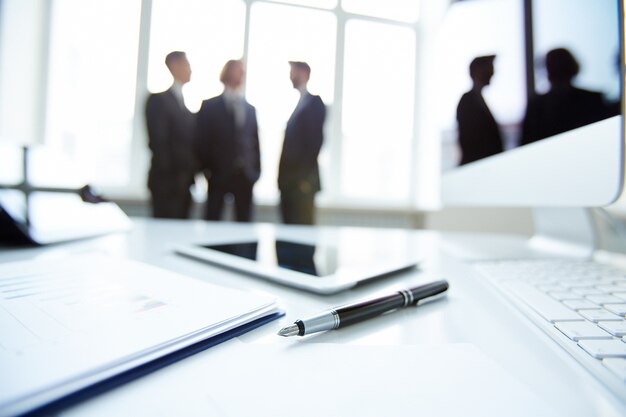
278 280 449 337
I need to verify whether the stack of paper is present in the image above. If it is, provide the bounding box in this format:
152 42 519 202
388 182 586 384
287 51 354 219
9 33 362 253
0 254 280 417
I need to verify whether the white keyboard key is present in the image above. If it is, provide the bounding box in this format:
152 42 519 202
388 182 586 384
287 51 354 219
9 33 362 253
549 291 583 301
501 281 584 322
598 321 626 337
578 339 626 358
579 309 623 322
605 273 621 280
602 358 626 381
596 285 626 293
603 304 626 316
561 299 598 310
526 277 558 285
537 284 565 292
613 292 626 302
554 321 612 341
573 287 605 296
565 281 599 289
586 294 625 305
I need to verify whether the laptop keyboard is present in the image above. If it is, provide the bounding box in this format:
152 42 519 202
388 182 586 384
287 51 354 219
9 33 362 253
475 259 626 391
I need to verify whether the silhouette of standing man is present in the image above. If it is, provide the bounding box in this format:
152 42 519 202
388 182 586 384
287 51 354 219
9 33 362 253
456 55 503 165
196 60 261 222
278 61 326 225
145 51 196 218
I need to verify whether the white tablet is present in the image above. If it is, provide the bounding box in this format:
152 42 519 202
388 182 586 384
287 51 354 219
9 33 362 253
174 234 419 294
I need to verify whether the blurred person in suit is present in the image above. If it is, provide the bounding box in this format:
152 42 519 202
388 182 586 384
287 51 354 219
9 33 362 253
520 48 606 146
456 55 503 165
196 59 261 222
145 51 197 219
278 61 326 225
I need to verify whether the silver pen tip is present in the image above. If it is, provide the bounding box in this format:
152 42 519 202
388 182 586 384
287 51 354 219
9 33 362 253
277 324 300 337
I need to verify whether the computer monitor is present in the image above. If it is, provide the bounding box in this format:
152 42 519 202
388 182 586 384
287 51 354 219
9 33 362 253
439 0 623 207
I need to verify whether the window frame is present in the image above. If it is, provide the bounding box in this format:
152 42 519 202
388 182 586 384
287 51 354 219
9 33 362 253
25 0 435 209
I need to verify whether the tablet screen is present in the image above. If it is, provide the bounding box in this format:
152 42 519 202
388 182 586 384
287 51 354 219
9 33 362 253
200 240 340 277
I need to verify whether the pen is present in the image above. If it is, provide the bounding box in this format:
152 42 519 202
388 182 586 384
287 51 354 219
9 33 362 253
277 280 449 337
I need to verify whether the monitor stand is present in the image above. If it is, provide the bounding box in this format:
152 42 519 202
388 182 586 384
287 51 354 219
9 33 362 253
529 208 597 258
440 207 619 261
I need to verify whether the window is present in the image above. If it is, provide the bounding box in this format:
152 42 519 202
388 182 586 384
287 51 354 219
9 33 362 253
0 0 48 147
246 2 336 201
0 145 22 185
44 0 141 187
270 0 337 9
148 0 246 112
342 0 419 23
5 0 427 208
341 19 416 201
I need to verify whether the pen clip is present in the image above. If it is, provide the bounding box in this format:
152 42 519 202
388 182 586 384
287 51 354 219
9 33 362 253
415 292 447 306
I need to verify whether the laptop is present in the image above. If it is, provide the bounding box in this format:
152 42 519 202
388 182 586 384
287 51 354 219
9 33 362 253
0 188 132 245
0 145 131 245
438 0 626 403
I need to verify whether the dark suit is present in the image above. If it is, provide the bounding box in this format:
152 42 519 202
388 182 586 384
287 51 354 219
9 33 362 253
196 94 261 222
145 87 196 219
456 89 503 165
520 87 605 146
278 93 325 224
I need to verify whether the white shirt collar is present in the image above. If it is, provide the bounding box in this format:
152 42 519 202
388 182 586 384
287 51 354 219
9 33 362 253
223 87 243 102
171 81 184 104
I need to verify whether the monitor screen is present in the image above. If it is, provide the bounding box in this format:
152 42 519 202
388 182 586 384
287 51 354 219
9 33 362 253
439 0 623 206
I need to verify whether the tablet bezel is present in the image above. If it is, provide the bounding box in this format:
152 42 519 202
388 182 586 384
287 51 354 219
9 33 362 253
174 237 419 294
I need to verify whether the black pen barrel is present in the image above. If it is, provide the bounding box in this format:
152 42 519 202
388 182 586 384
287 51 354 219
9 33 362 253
410 280 449 303
335 293 405 327
336 280 449 327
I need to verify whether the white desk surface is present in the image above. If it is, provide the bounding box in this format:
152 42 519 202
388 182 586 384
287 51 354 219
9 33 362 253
2 218 625 416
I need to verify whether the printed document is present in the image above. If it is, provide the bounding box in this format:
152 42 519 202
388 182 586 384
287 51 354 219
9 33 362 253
0 254 278 417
